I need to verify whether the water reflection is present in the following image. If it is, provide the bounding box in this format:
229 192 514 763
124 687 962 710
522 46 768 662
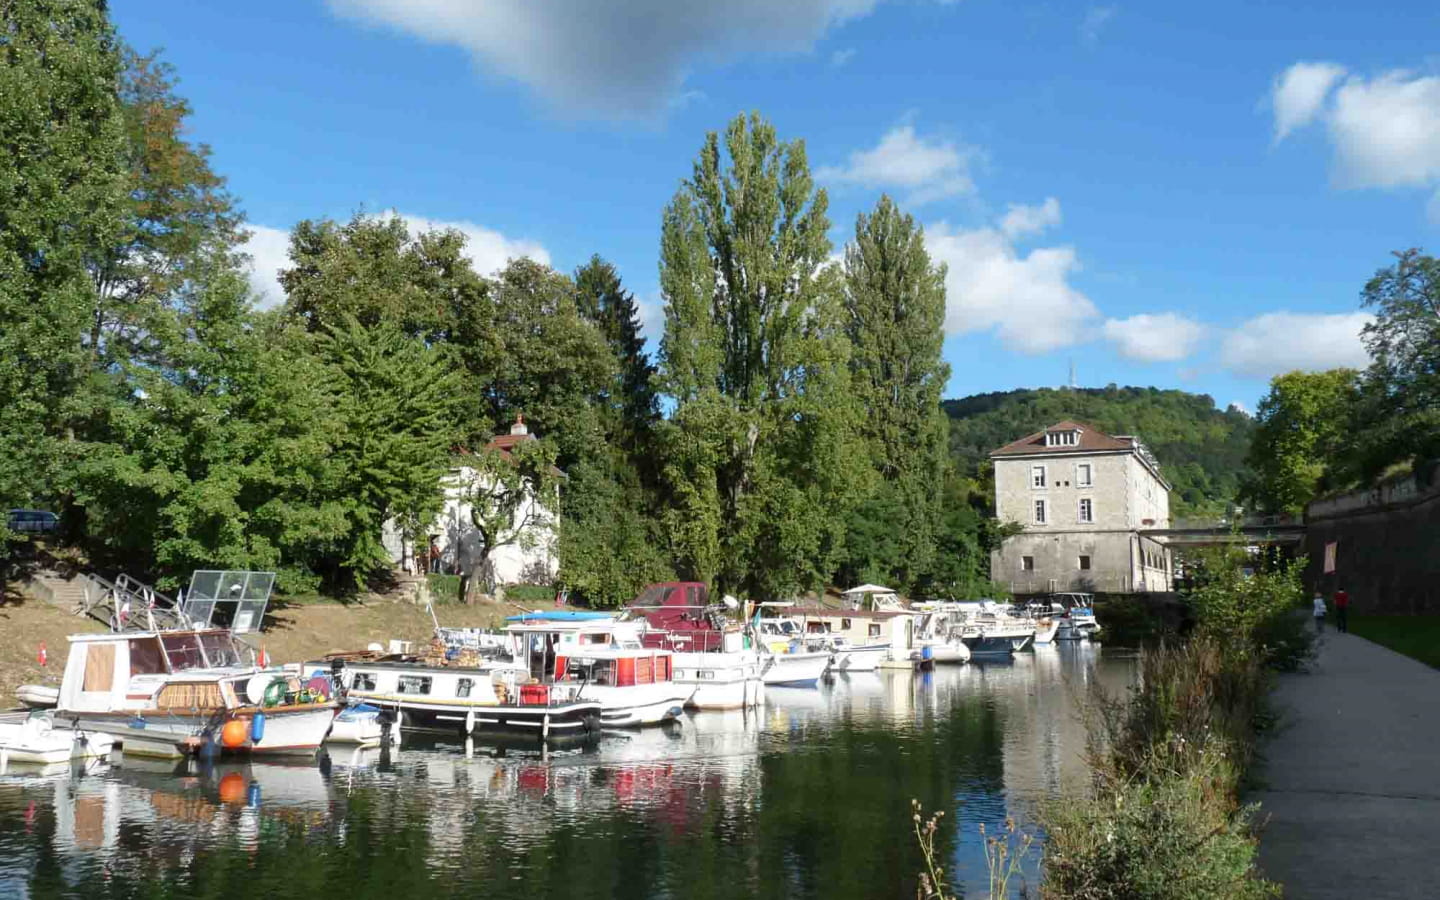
0 645 1133 900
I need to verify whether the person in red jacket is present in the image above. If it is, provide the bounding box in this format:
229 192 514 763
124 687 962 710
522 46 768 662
1334 588 1350 633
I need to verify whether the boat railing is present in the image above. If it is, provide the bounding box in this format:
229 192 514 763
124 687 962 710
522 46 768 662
74 572 193 633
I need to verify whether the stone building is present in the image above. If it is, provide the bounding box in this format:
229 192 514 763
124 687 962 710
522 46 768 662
989 420 1172 594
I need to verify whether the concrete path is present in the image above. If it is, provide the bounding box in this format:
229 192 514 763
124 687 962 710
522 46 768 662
1253 628 1440 897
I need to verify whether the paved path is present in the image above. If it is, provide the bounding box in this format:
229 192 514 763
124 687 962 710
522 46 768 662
1253 628 1440 897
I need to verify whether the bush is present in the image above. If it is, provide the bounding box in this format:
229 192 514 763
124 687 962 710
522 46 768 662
504 583 555 604
426 573 462 603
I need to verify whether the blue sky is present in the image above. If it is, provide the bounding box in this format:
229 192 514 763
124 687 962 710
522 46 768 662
112 1 1440 412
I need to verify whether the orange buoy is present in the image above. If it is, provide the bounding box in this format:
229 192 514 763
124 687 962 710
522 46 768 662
220 719 249 749
218 772 247 805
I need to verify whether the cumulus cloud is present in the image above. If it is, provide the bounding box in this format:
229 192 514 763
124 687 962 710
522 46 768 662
1080 5 1118 47
1101 313 1208 363
1000 197 1062 238
1219 311 1372 379
1270 61 1347 142
327 0 880 119
242 224 292 308
1271 62 1440 214
831 48 856 68
242 214 548 309
818 124 980 205
925 201 1099 354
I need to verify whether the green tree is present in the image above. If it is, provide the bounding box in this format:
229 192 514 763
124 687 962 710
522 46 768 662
573 255 659 461
317 316 466 588
556 456 672 608
658 112 863 598
839 195 950 590
0 0 128 533
1353 248 1440 475
1242 369 1359 515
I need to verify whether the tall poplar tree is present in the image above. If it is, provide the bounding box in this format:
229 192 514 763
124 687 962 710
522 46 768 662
0 0 128 531
840 195 951 589
658 113 862 599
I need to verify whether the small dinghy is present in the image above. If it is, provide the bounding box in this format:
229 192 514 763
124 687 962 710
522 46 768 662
0 712 115 766
15 684 59 709
327 703 387 747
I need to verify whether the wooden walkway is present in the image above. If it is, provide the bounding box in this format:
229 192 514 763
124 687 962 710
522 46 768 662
1252 628 1440 897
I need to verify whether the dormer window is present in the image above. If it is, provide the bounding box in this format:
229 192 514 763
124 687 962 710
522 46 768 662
1045 429 1081 447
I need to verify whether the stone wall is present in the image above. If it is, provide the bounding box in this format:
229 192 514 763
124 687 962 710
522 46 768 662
1304 464 1440 614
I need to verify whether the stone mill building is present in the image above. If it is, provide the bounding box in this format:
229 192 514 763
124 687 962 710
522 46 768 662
990 420 1173 594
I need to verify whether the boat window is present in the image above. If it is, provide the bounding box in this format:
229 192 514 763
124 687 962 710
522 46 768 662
129 638 169 676
83 644 116 692
198 633 243 668
634 584 668 606
686 586 698 607
636 656 653 684
396 675 432 695
842 618 852 630
162 634 207 671
456 677 473 698
561 658 615 686
351 672 377 691
868 623 882 638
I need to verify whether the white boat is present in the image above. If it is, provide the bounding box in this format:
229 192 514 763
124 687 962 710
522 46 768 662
914 610 973 664
55 629 338 759
757 648 832 687
326 703 387 746
828 639 890 672
921 601 1035 658
771 599 926 672
1032 616 1062 645
0 712 114 766
15 684 59 709
1048 593 1102 640
672 651 765 709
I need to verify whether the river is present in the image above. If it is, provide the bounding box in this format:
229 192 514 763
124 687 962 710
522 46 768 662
0 644 1135 899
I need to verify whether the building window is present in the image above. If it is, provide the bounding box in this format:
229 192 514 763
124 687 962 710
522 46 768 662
1079 555 1091 571
1076 463 1093 487
1034 499 1047 524
1045 430 1080 447
1021 555 1035 572
1078 498 1094 523
1031 465 1047 488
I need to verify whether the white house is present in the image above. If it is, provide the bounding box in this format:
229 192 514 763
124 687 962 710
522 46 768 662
989 420 1172 594
383 416 559 586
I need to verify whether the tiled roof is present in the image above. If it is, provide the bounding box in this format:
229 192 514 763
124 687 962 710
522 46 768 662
990 420 1135 457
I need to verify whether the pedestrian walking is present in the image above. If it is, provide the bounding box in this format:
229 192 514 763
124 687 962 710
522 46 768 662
1312 592 1327 633
1334 588 1349 633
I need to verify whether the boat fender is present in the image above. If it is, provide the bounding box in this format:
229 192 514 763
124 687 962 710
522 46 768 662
246 781 261 808
262 679 286 708
220 719 249 748
250 712 265 744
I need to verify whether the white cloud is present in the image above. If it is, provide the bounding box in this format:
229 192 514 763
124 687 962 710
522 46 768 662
1000 197 1062 238
242 214 548 309
327 0 880 119
1271 62 1440 214
1327 70 1440 189
818 124 979 205
1219 311 1373 379
242 224 292 308
1102 313 1207 363
925 201 1099 354
1270 61 1347 142
1080 5 1118 47
1229 400 1251 416
831 48 856 67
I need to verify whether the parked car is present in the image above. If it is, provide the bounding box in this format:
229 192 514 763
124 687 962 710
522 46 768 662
6 509 59 535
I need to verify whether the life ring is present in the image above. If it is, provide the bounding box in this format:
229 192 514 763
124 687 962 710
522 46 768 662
262 679 286 708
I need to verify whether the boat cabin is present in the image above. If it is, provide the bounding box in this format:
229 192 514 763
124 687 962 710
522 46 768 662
840 584 907 612
59 630 259 713
766 606 917 650
624 581 741 652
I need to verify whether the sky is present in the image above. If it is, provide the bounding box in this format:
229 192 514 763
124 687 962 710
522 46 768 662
111 1 1440 413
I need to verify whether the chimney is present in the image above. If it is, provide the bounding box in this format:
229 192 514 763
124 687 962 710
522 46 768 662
510 413 528 437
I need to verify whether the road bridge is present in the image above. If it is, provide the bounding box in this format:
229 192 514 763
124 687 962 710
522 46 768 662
1143 515 1307 546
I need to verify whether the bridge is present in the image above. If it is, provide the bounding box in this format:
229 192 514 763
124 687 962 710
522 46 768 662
1142 515 1307 546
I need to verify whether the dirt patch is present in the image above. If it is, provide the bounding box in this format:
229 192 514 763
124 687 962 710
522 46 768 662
0 589 108 705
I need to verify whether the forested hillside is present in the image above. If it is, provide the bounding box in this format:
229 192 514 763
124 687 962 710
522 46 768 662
943 386 1255 517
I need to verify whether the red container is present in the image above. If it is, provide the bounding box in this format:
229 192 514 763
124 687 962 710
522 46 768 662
519 684 550 706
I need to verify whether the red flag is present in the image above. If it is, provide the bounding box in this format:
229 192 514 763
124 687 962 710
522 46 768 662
258 645 269 668
37 642 47 666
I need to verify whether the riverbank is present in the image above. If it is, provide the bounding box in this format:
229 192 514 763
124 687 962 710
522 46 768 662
0 588 560 706
1252 630 1440 899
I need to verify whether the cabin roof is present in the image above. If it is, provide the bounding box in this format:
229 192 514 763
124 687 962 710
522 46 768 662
768 605 910 620
66 628 232 643
841 583 897 595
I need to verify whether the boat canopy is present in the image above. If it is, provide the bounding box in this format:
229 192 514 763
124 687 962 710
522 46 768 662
841 584 896 596
504 610 614 622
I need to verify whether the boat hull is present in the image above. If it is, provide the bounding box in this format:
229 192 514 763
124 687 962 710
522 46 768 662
357 696 603 739
60 704 336 759
1032 619 1061 645
672 652 764 709
759 651 831 687
831 644 889 672
0 721 114 765
16 684 59 709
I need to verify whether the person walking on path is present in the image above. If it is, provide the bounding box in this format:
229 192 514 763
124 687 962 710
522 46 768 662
1334 588 1349 633
1312 592 1327 633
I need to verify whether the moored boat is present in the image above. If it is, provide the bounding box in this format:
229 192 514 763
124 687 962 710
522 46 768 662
0 712 114 766
15 684 59 709
622 582 765 708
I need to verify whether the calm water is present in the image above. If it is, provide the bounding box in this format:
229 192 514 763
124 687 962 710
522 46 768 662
0 645 1135 900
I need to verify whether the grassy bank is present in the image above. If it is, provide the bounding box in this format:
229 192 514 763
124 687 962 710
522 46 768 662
1347 614 1440 669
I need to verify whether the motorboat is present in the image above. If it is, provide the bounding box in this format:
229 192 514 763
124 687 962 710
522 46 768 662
753 616 834 687
1047 593 1102 641
913 611 973 664
769 601 924 673
933 602 1036 658
325 702 387 747
622 582 765 709
0 711 114 766
1015 602 1062 644
54 629 338 759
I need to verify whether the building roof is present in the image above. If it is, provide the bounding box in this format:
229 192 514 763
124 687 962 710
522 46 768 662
989 420 1134 457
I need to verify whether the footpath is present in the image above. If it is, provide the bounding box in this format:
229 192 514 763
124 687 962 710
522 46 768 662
1253 628 1440 897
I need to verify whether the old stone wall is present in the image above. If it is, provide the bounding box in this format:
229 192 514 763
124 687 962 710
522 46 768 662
1304 465 1440 614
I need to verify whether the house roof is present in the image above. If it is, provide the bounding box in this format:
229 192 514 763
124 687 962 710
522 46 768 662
989 420 1134 457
